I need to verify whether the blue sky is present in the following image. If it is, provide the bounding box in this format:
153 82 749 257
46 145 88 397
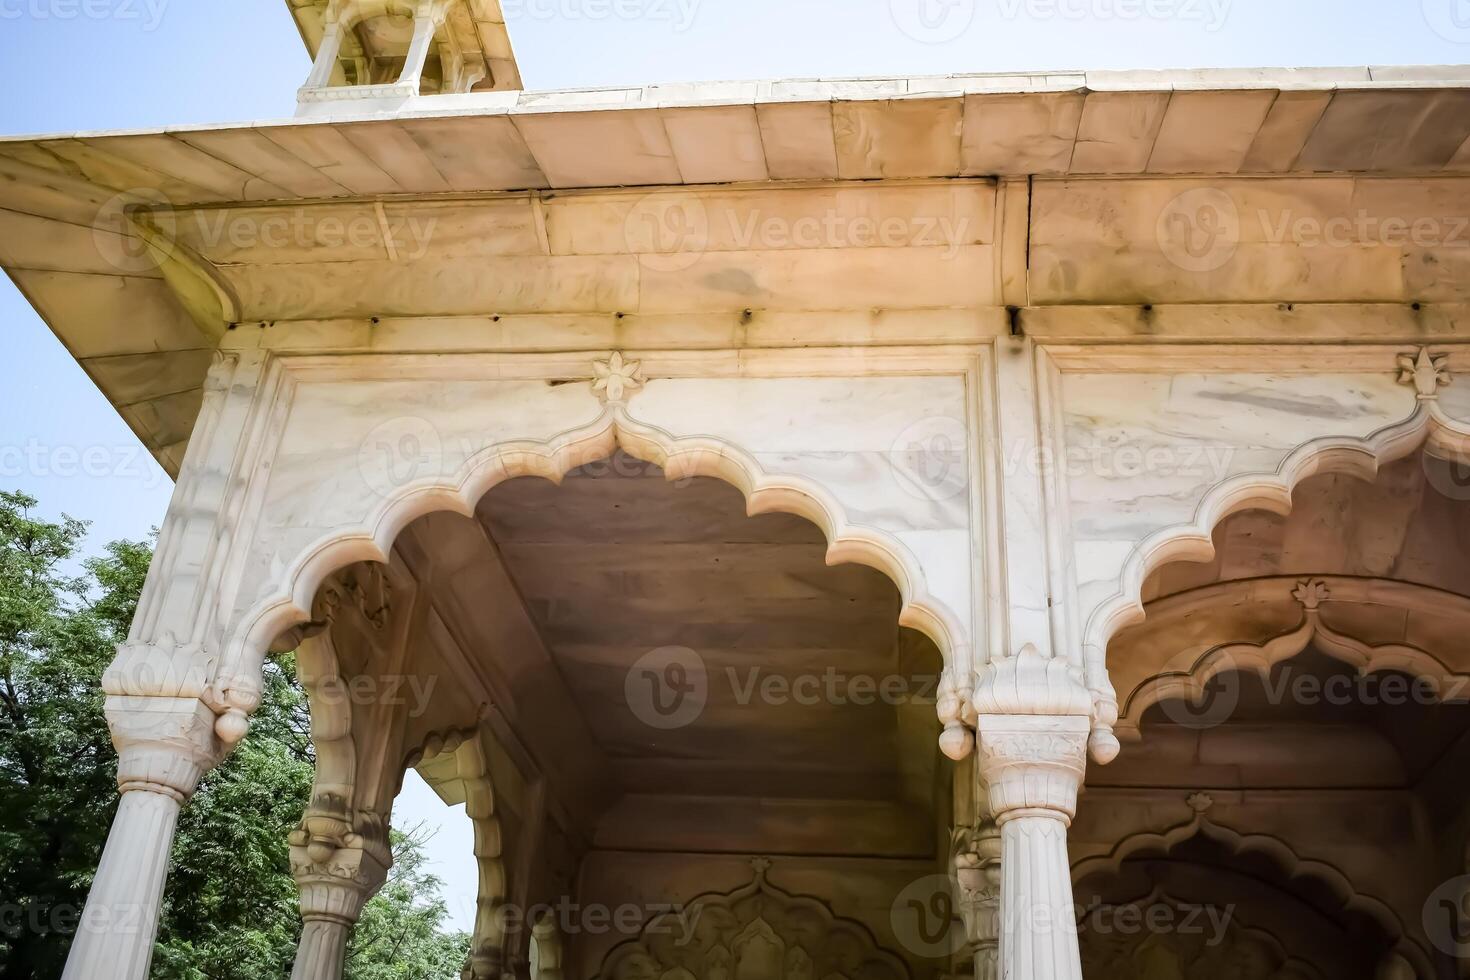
1 0 1465 936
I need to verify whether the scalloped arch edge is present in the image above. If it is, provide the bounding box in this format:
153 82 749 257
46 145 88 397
220 406 972 753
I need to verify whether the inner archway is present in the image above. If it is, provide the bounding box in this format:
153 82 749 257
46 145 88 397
1079 450 1470 979
296 450 948 979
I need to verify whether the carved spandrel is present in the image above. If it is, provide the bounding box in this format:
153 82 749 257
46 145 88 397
599 860 909 980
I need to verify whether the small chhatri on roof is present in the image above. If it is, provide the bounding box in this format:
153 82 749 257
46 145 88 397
287 0 522 117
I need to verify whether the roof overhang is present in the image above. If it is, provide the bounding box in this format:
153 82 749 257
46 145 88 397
3 65 1469 475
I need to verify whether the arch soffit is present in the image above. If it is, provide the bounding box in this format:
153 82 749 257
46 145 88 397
1071 801 1432 977
1113 575 1470 738
1078 884 1327 980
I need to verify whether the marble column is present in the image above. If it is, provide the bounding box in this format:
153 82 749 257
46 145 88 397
303 20 343 89
61 696 227 980
972 645 1093 980
289 845 389 980
397 10 441 90
291 918 352 980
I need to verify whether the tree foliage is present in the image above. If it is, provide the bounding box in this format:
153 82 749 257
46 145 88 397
0 490 468 979
346 827 473 980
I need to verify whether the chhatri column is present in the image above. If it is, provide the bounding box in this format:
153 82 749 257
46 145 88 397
302 19 344 89
289 841 390 980
398 2 450 90
972 644 1092 980
61 696 232 980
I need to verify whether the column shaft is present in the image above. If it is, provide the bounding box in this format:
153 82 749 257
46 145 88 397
60 789 182 980
304 22 344 88
398 14 438 89
290 918 352 980
999 812 1082 980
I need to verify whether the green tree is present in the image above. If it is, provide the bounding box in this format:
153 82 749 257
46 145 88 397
0 491 469 979
345 827 472 980
0 492 123 978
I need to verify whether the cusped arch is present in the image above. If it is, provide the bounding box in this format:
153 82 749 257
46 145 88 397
411 727 508 980
1078 884 1327 980
222 406 969 732
1085 398 1470 755
1113 576 1470 741
1072 808 1433 977
596 858 911 980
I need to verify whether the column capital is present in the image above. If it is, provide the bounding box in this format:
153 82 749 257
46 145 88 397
974 714 1089 824
973 644 1093 718
106 695 228 801
104 634 260 746
290 841 391 925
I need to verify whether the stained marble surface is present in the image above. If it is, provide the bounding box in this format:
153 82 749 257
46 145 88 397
1060 370 1417 625
227 370 978 671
